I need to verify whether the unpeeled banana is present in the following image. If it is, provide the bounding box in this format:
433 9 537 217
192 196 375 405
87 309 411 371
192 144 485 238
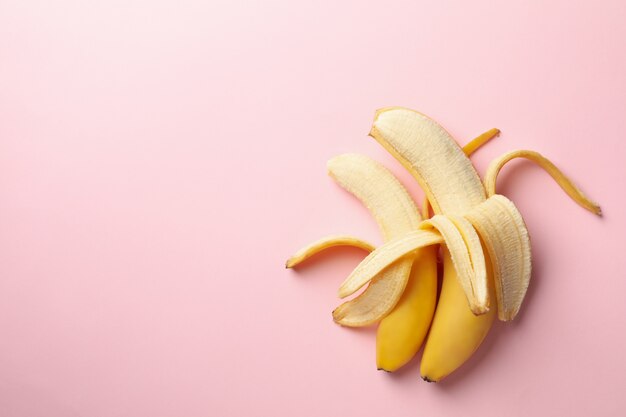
287 107 600 382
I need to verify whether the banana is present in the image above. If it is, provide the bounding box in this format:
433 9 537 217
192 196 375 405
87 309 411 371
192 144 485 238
376 246 437 371
377 130 500 371
368 108 528 381
325 154 423 327
288 106 600 382
420 245 497 382
369 107 599 380
288 123 502 372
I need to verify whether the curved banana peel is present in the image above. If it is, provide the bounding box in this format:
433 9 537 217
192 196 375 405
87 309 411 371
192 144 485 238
331 264 413 327
465 195 532 321
337 230 443 298
285 235 375 268
326 154 422 327
421 215 489 314
484 149 602 216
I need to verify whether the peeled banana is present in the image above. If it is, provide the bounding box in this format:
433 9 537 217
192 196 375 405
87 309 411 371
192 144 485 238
287 106 600 383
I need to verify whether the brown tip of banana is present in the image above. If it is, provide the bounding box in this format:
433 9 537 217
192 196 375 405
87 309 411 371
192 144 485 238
593 205 602 217
377 368 392 373
368 126 378 140
422 376 436 383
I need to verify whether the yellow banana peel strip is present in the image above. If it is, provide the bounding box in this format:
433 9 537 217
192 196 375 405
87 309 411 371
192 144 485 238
465 195 532 321
331 264 413 327
327 154 422 327
484 150 601 215
420 215 489 314
285 235 375 268
337 229 444 298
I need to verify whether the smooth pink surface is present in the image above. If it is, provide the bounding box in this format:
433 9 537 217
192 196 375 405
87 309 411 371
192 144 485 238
1 0 625 416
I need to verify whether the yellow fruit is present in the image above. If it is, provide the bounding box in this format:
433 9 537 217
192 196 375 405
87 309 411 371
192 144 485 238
288 106 600 382
420 246 497 382
376 246 437 372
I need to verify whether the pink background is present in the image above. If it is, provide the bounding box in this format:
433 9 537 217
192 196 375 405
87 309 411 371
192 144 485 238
1 0 625 416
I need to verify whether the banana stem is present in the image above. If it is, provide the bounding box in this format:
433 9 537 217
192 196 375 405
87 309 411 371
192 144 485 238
462 128 501 156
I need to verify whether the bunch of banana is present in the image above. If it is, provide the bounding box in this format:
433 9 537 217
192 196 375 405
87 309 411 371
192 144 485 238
287 107 600 382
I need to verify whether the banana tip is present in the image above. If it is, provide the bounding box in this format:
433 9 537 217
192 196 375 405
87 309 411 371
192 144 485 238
421 376 436 383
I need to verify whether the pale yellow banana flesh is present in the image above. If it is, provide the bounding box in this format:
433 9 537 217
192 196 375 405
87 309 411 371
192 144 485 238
285 235 375 268
370 107 486 216
466 195 532 321
327 154 422 327
339 215 488 315
420 127 501 219
332 258 414 327
484 149 601 215
328 154 422 239
420 246 497 382
421 215 489 314
376 246 438 372
337 230 443 298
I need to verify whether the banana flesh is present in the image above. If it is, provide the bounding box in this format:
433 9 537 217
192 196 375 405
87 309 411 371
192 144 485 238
421 215 488 314
370 107 486 215
326 154 422 327
465 195 531 321
337 230 442 298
